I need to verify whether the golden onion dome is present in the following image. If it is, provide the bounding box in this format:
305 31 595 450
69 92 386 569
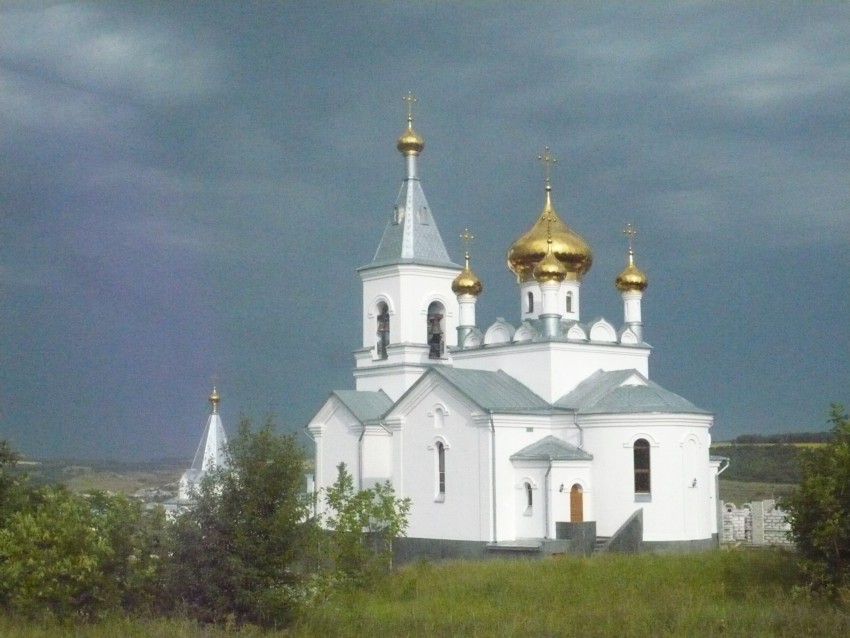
507 186 593 283
615 251 648 292
396 117 424 155
209 386 221 413
452 254 483 296
533 242 568 283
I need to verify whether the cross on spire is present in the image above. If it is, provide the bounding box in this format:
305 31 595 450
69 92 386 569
403 91 417 123
459 228 474 261
623 223 637 254
538 147 557 186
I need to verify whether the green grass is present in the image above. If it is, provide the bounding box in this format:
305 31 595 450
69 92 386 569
4 551 847 637
289 551 847 637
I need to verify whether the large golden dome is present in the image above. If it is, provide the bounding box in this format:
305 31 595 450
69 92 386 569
507 186 593 283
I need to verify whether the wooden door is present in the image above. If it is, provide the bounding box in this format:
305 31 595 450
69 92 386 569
570 484 583 522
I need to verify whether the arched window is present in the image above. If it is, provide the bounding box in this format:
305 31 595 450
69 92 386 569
376 302 389 359
566 291 573 313
633 438 651 494
524 481 533 514
427 301 445 359
527 292 534 313
436 441 446 499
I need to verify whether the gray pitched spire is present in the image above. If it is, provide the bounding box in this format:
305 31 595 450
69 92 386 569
369 95 457 268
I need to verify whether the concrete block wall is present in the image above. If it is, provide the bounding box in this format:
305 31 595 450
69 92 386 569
721 500 793 547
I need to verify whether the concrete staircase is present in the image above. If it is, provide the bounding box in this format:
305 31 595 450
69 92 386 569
593 536 611 555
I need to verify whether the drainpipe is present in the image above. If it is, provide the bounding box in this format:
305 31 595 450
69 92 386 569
489 413 497 543
544 460 553 539
358 423 366 488
573 412 584 449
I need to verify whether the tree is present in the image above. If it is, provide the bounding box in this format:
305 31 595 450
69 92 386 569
0 440 25 524
786 404 850 592
165 416 316 626
323 463 410 585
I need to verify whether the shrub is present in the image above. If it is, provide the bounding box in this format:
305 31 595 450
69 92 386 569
786 404 850 592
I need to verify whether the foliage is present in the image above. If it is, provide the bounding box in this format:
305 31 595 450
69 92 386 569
164 416 316 627
323 463 410 585
0 485 165 621
0 440 26 523
786 404 850 592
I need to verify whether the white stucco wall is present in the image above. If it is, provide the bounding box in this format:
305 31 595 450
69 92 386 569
580 413 714 541
389 381 491 541
452 341 650 402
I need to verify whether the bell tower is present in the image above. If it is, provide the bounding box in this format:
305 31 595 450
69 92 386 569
354 94 461 400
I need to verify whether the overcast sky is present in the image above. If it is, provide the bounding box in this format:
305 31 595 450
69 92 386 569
1 2 848 461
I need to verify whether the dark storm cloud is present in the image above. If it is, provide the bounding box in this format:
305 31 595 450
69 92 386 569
0 2 847 459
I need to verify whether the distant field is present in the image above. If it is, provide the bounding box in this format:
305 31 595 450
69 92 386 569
16 459 184 498
719 479 795 505
712 441 825 448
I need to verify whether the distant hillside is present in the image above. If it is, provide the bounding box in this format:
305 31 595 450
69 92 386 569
730 432 831 445
711 444 802 484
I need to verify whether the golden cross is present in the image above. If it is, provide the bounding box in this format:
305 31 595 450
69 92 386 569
538 147 557 185
403 91 417 122
459 228 474 260
623 223 637 253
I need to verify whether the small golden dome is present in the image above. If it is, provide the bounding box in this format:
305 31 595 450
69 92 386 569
507 186 593 283
397 92 424 155
615 252 648 292
209 386 221 413
397 119 424 156
452 255 483 296
533 242 568 283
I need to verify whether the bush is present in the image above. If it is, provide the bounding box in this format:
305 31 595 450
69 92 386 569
786 404 850 592
323 463 410 586
0 486 164 621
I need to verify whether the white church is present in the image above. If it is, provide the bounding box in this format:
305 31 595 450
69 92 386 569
307 97 722 557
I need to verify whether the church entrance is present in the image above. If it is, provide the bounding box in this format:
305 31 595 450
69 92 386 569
570 484 583 522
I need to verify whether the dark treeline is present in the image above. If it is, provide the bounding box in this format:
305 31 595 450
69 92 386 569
732 432 831 445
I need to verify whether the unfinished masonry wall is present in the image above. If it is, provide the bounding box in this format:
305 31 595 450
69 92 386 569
721 499 793 547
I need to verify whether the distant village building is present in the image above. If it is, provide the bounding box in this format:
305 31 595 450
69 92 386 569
176 387 228 503
307 96 723 556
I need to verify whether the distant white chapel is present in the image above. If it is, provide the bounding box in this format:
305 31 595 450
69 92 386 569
176 387 228 503
307 96 721 556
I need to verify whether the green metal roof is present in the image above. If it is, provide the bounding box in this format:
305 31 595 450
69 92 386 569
332 389 393 423
510 435 593 461
429 367 553 413
555 369 710 415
